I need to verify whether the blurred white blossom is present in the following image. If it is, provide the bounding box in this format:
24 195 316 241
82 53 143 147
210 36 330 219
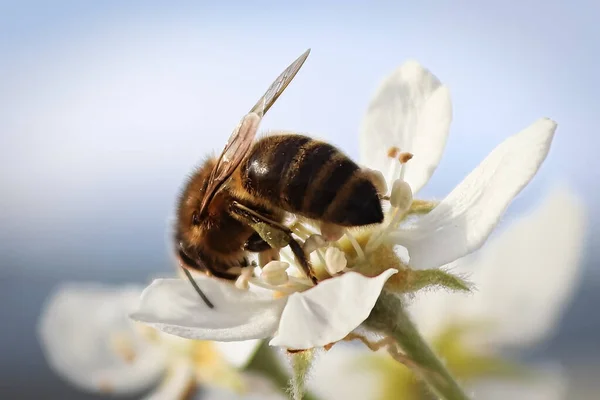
38 283 263 399
131 59 555 361
309 187 585 400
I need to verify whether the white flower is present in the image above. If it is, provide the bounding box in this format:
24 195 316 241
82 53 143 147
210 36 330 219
407 187 585 399
38 283 261 398
133 268 397 350
196 373 286 400
309 187 585 400
359 60 556 272
469 364 568 400
132 59 555 353
409 186 585 349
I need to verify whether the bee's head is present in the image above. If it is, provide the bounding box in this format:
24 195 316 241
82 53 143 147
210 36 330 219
174 157 216 269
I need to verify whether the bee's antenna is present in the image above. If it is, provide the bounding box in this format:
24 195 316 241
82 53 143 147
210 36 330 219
182 267 214 309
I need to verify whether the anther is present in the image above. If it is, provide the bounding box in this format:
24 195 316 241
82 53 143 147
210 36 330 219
390 180 413 213
260 261 290 286
387 146 400 159
324 247 347 275
398 152 413 164
303 234 328 254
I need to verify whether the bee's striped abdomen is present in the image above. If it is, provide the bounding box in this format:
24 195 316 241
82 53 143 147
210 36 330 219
242 134 383 227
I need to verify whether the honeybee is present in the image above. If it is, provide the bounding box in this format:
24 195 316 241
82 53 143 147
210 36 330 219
175 49 384 307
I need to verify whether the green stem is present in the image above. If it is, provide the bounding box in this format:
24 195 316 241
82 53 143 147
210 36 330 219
245 341 320 400
365 291 471 400
290 350 314 400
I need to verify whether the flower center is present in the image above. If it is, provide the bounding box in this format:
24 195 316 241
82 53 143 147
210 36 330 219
232 149 418 295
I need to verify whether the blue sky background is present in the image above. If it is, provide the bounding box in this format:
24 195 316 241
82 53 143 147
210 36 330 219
1 1 599 398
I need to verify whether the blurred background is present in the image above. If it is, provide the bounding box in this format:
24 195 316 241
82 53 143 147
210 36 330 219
1 0 598 398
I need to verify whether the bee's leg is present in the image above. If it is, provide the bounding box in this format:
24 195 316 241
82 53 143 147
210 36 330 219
244 233 281 267
231 201 318 284
286 238 317 285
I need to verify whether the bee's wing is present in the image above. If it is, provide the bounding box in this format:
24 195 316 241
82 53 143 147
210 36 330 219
199 49 311 216
249 48 310 117
199 113 260 216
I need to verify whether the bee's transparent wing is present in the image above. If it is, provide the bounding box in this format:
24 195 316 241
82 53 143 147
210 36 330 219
198 113 260 216
249 48 310 116
199 49 311 216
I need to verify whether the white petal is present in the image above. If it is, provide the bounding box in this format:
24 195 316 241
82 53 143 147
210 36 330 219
131 277 287 341
309 344 383 400
360 60 451 193
198 386 285 400
409 187 585 349
269 270 397 349
460 187 585 347
143 359 195 400
214 340 262 368
470 363 567 400
393 118 556 270
37 284 167 395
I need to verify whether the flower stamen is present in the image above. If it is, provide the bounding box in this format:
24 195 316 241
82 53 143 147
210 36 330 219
385 147 402 191
249 278 297 294
288 275 314 289
324 247 348 275
303 234 328 255
260 261 290 286
366 178 414 253
345 231 365 260
315 248 327 268
235 267 254 290
397 151 413 181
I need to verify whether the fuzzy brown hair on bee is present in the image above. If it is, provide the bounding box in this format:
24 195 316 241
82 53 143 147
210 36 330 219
175 154 284 279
